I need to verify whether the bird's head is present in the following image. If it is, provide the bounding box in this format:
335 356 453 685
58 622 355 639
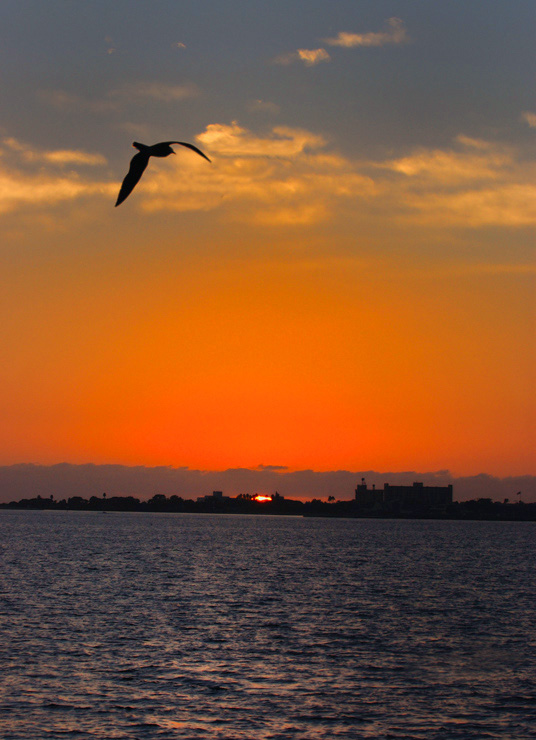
152 143 176 157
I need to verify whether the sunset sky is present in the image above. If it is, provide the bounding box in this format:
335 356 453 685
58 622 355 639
1 0 534 486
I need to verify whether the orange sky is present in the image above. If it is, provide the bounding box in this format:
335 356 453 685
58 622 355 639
0 3 534 478
1 212 533 476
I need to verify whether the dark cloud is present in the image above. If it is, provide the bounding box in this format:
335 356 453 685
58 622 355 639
0 464 534 504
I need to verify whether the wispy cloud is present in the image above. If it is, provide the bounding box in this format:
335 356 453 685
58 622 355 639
380 136 536 227
40 81 199 113
247 99 281 115
196 122 325 157
272 18 408 69
39 89 117 114
135 122 375 224
399 184 536 227
381 136 512 183
140 126 536 229
521 111 536 128
2 126 534 230
0 169 112 214
274 48 331 66
116 121 154 140
325 17 409 48
110 82 199 103
2 137 106 166
104 35 116 55
0 138 111 213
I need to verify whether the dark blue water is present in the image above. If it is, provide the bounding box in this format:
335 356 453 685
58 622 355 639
1 511 534 739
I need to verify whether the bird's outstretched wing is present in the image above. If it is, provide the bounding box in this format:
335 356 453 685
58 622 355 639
164 141 211 163
115 151 150 207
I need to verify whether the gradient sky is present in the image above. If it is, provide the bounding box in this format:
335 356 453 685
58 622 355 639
0 0 534 479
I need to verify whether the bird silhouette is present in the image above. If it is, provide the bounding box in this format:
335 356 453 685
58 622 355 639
115 141 211 207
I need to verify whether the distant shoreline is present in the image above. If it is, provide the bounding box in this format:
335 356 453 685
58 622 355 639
1 495 535 521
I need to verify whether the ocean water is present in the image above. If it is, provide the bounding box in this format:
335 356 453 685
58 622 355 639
1 511 535 740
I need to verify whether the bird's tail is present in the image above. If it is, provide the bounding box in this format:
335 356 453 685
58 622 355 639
132 142 149 152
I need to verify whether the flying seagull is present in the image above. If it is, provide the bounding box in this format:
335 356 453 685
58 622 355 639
115 141 211 207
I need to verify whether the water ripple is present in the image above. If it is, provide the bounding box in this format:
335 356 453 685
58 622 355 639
1 512 535 739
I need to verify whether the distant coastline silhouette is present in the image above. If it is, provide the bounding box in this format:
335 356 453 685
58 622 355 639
115 141 211 206
2 490 535 521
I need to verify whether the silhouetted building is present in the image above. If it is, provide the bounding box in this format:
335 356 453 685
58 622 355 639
196 490 226 503
355 478 452 511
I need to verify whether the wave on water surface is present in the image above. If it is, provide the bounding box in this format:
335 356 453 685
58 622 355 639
1 511 535 739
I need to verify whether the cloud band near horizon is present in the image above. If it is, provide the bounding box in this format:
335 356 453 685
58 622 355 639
0 464 534 504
